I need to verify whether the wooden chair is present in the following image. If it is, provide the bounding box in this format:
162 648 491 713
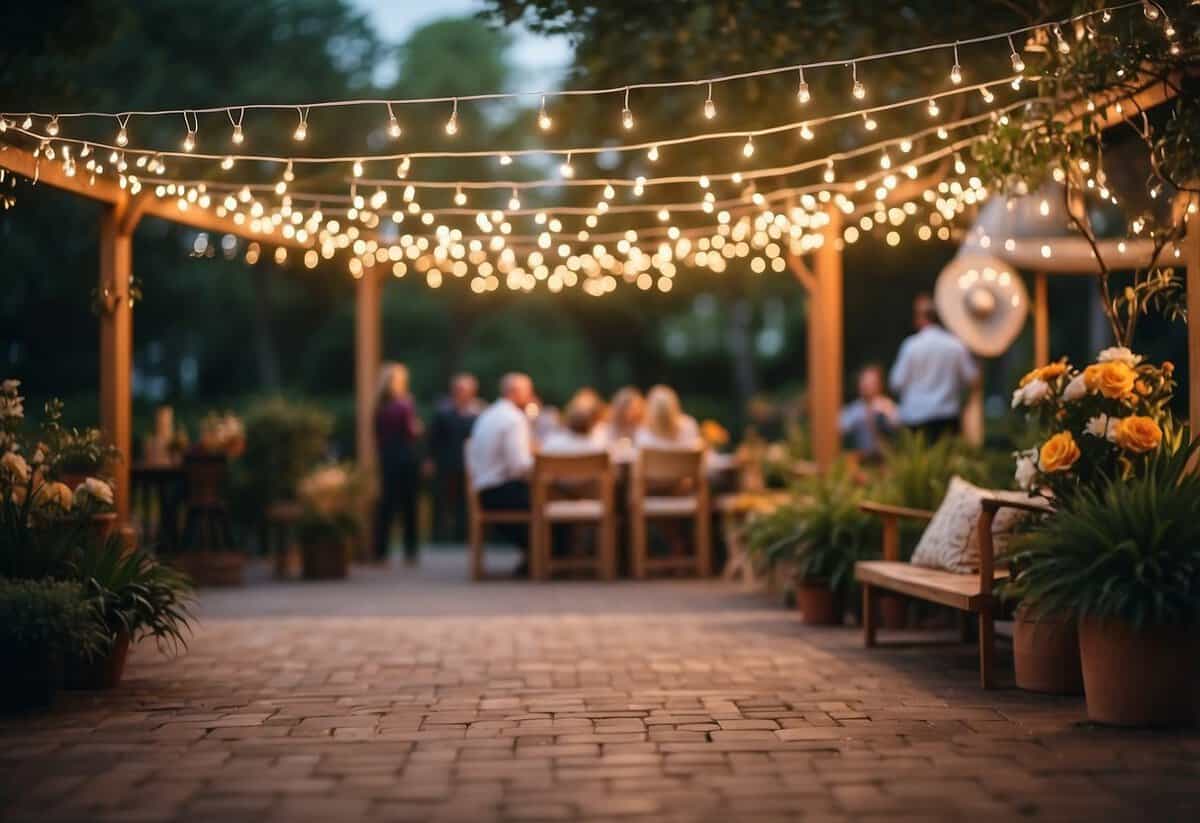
530 451 617 581
855 496 1050 688
629 447 711 579
464 440 532 581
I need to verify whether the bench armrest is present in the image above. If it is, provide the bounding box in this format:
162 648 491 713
859 500 935 562
980 496 1054 516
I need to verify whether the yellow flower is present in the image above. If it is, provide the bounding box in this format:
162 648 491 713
34 481 73 511
1083 361 1136 400
1111 416 1162 454
1019 361 1068 387
1039 431 1081 473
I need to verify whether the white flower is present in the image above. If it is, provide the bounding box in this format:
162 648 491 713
1012 379 1051 408
1014 450 1039 490
74 477 114 508
1062 374 1089 402
1084 414 1109 439
1 451 30 483
1097 346 1142 368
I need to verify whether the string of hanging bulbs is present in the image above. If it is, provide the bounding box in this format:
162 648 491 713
0 1 1154 161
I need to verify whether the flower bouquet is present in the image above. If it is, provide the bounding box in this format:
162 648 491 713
295 463 361 579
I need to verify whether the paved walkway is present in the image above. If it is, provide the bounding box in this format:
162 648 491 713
2 548 1198 823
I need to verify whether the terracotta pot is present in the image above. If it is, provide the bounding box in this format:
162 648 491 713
1078 616 1200 727
301 540 349 580
1013 606 1083 695
65 632 130 691
170 551 245 587
2 652 62 713
795 579 842 625
879 593 909 629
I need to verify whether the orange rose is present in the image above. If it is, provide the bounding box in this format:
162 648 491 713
1039 431 1081 473
1111 416 1162 454
1083 361 1136 400
1020 361 1068 387
1163 361 1175 375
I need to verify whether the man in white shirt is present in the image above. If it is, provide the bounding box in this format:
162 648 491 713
889 295 979 442
466 373 535 564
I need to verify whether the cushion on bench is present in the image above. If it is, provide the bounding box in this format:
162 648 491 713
909 476 1035 573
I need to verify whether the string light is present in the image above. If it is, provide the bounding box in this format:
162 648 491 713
797 67 811 104
221 155 235 170
559 151 575 178
823 160 836 183
851 62 866 100
703 83 716 119
799 123 814 141
45 116 59 137
386 102 402 139
445 99 459 136
1053 24 1071 54
181 111 197 152
352 159 364 178
1008 35 1025 73
498 153 512 166
647 144 659 162
621 87 634 130
862 113 877 131
950 43 963 84
742 136 755 158
537 96 552 131
509 188 521 210
293 107 309 141
1142 1 1160 20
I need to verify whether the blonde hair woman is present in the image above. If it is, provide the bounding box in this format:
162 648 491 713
374 362 423 565
600 386 645 443
635 385 701 449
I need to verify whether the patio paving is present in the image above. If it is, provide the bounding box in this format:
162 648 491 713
2 547 1198 823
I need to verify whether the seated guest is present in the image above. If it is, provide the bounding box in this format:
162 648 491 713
596 386 645 446
541 389 606 454
466 373 536 571
635 385 702 450
839 364 900 462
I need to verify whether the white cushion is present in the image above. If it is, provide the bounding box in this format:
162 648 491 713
910 476 1035 573
544 499 605 521
642 496 698 517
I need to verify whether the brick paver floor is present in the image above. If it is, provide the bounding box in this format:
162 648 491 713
2 548 1198 822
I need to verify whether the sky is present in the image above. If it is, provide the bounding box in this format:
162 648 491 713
350 0 571 89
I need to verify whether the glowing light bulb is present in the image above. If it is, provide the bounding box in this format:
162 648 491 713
980 87 995 103
823 162 835 183
352 160 364 178
232 124 244 144
537 103 552 131
699 175 710 189
927 98 940 117
603 184 615 199
742 136 755 158
862 114 877 131
852 80 866 100
797 68 811 104
45 117 59 137
499 154 512 166
1054 26 1070 54
293 121 307 141
657 209 670 221
388 115 402 139
454 188 467 206
800 124 814 141
880 152 891 170
182 132 196 152
559 155 574 178
21 115 32 129
647 145 659 162
221 155 234 170
950 64 963 85
1010 50 1025 73
445 113 458 135
1143 1 1160 20
622 108 634 130
509 190 521 211
703 97 716 119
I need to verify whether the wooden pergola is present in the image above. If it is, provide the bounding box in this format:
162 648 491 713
2 75 1198 526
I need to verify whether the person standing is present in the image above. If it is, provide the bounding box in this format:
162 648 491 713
888 294 979 442
839 364 899 461
374 362 423 565
428 373 482 542
465 373 536 574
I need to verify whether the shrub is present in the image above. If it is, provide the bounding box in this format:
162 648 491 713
0 579 103 660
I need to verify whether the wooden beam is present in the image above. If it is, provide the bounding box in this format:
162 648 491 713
809 204 843 470
1186 225 1200 442
99 205 134 523
355 268 382 488
0 143 307 249
1033 271 1049 366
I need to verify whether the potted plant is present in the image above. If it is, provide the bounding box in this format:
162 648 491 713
66 535 195 690
1006 436 1200 726
295 463 360 580
1005 350 1178 697
0 579 103 712
172 410 246 586
748 467 874 625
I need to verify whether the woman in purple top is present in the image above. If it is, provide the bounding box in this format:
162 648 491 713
374 362 423 564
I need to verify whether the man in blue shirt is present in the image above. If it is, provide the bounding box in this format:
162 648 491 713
889 295 980 442
839 364 899 461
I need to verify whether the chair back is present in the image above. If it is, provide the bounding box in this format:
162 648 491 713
532 451 614 506
463 438 482 521
635 447 705 485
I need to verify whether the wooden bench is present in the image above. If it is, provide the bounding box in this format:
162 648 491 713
855 497 1050 689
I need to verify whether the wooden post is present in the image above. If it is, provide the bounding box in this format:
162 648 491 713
99 205 134 523
1033 271 1049 366
809 204 844 470
355 267 382 481
1186 226 1200 440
